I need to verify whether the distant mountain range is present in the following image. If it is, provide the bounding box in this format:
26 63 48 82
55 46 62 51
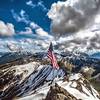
90 52 100 59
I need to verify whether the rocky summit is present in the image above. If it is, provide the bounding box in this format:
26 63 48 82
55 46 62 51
0 51 100 100
45 74 100 100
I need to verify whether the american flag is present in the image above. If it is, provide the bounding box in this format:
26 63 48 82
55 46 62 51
47 42 59 69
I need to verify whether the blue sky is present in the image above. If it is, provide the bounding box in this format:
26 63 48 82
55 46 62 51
0 0 61 34
0 0 100 53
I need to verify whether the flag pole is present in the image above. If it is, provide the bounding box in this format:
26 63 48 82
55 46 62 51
47 42 59 84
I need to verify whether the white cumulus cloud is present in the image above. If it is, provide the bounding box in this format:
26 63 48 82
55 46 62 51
19 27 33 34
0 20 15 36
35 28 48 36
47 0 100 52
57 29 100 52
30 22 39 29
48 0 100 36
30 22 49 36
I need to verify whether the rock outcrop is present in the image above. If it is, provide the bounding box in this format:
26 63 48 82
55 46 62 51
45 73 100 100
45 83 77 100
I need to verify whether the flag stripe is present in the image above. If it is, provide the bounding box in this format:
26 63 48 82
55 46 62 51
47 43 59 69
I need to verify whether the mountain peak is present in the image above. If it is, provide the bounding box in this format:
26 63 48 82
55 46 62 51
45 73 100 100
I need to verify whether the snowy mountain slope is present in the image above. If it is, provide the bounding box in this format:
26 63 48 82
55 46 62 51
0 59 64 100
57 74 100 100
0 51 99 100
17 74 100 100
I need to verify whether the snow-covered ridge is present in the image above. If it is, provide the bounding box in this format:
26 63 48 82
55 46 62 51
57 73 100 100
17 73 100 100
0 51 100 100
